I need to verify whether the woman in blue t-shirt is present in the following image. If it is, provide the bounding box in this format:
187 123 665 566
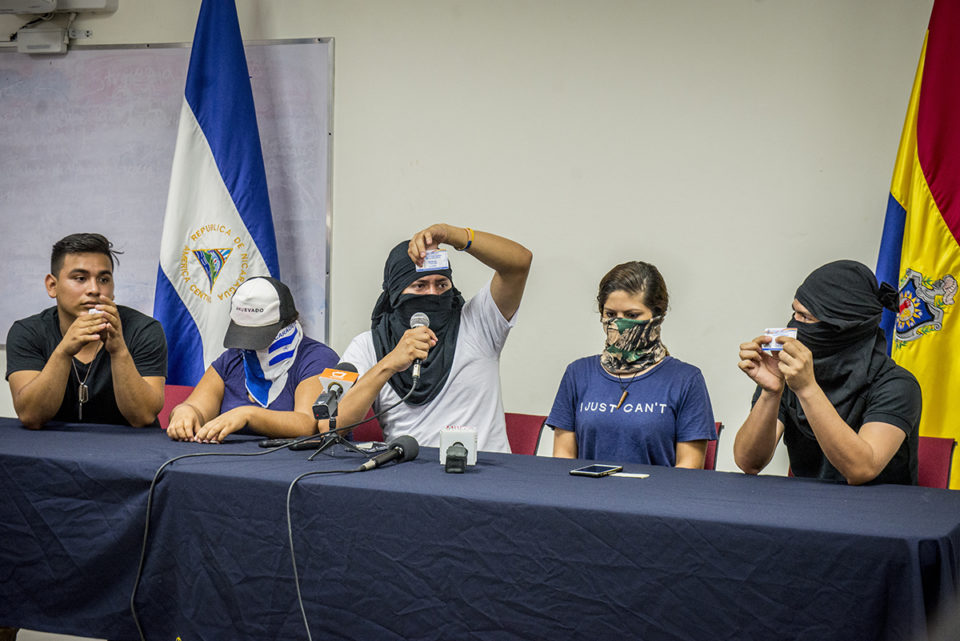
166 277 339 443
548 261 716 467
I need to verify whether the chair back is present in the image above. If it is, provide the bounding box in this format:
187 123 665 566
351 409 385 443
505 412 547 455
159 384 195 429
703 422 724 471
917 436 957 489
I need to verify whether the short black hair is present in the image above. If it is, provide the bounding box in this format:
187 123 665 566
50 233 123 276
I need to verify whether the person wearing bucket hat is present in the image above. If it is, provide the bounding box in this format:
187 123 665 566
337 223 532 451
166 277 339 443
734 260 922 485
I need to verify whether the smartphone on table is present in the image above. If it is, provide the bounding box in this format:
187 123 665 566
569 464 622 477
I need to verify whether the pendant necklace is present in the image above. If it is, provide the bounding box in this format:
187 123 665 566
614 373 638 410
72 347 102 421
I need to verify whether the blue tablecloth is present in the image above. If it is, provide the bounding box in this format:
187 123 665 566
1 418 959 640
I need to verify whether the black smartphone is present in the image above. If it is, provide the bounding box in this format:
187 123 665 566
569 464 623 478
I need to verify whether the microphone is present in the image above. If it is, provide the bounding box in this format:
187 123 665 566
357 435 419 471
312 362 359 420
409 313 430 381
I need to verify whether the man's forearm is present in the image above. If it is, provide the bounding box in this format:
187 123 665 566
336 362 397 431
110 349 163 427
457 227 532 320
459 228 533 279
10 352 72 428
794 386 878 485
733 388 783 474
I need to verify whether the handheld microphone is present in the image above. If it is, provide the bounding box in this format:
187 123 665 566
357 435 419 471
312 362 359 420
408 313 430 380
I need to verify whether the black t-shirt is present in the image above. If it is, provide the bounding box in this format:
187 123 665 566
752 363 922 485
5 305 168 426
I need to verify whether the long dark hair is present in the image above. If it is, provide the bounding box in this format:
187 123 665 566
596 261 669 316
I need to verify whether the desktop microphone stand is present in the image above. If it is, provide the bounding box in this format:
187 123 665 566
306 418 370 461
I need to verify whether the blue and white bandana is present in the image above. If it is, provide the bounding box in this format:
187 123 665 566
242 320 303 407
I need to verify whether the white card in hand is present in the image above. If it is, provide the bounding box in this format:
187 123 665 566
416 249 450 272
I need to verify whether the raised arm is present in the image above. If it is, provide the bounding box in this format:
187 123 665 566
409 224 532 321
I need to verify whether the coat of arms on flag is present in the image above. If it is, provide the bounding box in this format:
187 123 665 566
894 268 957 346
193 248 234 291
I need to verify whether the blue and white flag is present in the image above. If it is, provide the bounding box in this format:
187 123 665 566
154 0 280 385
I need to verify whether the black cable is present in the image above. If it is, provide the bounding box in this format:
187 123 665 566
286 467 360 641
8 13 53 41
290 377 421 638
130 378 421 639
129 442 300 641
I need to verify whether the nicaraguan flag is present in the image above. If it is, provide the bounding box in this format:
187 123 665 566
876 0 960 487
154 0 280 385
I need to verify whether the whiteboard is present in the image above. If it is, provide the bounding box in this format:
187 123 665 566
0 39 332 344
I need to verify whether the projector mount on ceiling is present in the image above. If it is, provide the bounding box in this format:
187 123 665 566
1 0 118 54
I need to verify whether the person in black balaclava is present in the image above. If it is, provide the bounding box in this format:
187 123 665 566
336 223 532 452
734 260 922 485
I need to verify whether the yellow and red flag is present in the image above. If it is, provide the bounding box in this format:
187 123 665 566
876 0 960 488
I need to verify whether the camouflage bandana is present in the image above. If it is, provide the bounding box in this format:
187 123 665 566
600 316 666 374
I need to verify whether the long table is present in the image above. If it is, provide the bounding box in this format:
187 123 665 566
1 418 959 641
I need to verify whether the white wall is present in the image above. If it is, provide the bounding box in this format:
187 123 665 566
0 0 934 473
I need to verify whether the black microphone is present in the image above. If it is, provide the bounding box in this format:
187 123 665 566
312 362 359 420
409 313 430 381
357 435 419 471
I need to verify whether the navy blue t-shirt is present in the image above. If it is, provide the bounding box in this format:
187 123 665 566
211 337 339 414
547 355 716 466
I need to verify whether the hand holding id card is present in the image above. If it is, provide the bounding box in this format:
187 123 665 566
416 249 450 272
762 327 797 351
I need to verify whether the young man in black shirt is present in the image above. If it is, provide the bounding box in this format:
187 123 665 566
734 260 921 485
5 233 167 428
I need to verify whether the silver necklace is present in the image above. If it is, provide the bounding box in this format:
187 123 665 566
71 347 102 420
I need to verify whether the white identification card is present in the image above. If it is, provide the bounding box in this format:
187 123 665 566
762 327 797 351
416 249 450 272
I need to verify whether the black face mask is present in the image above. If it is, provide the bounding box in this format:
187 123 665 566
779 261 901 479
370 241 465 406
787 317 878 358
394 292 459 332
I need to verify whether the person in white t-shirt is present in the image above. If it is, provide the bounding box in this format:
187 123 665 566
337 223 532 452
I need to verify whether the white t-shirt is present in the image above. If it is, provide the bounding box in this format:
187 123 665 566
342 280 515 452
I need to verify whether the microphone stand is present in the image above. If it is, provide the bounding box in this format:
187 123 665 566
303 375 421 461
305 418 370 460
